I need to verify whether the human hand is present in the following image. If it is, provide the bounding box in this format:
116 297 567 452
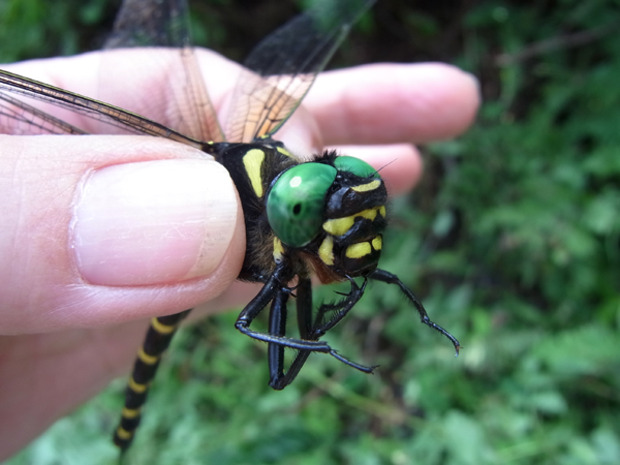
0 48 479 458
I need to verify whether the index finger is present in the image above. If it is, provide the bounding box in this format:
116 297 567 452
305 63 480 146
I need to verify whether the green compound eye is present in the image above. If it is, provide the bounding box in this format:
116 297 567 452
333 156 378 178
267 163 337 247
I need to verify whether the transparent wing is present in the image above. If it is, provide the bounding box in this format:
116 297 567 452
0 83 87 135
1 0 374 143
102 0 224 141
0 68 203 147
225 0 375 143
0 0 222 142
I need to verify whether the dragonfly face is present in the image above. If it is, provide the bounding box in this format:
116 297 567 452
266 153 388 281
0 0 460 455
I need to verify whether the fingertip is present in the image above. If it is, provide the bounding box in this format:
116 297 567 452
307 62 481 145
1 135 244 333
72 158 237 286
416 63 481 138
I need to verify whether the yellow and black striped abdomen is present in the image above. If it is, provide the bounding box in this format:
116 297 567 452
113 310 190 451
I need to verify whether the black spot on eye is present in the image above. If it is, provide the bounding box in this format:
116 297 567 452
292 203 302 215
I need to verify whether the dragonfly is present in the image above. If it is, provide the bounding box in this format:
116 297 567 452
0 0 460 454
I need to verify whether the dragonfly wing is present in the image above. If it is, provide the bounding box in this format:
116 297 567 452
0 0 220 143
102 0 224 141
225 0 375 143
0 82 87 135
0 68 204 147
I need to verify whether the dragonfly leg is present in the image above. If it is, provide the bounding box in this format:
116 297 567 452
265 277 375 390
369 269 461 355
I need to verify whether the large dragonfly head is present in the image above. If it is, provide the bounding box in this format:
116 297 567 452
266 152 387 283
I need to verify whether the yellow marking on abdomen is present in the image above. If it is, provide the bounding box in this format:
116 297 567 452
137 347 159 365
345 242 372 259
372 235 382 251
128 377 148 394
151 318 176 335
243 149 266 198
121 407 141 419
352 179 381 193
115 427 134 441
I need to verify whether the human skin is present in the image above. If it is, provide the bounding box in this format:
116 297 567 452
0 48 479 459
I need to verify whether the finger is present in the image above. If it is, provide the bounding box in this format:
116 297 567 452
0 135 244 334
0 324 145 459
0 284 260 461
306 62 480 145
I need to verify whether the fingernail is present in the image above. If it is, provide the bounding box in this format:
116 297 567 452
72 159 237 286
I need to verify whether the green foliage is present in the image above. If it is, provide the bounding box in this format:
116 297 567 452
4 1 620 465
0 0 119 62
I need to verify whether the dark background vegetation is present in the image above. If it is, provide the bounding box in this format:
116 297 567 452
2 0 619 464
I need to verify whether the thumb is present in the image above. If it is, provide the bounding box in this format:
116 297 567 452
0 134 244 335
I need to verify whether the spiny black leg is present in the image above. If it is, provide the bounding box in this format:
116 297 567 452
267 288 289 386
369 269 460 355
310 277 376 373
235 262 286 331
269 278 313 390
310 276 367 338
113 309 191 453
235 263 331 352
236 265 373 374
238 307 360 355
270 277 375 391
296 277 314 340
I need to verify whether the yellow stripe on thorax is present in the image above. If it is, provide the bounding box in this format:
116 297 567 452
276 145 294 158
243 149 266 198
